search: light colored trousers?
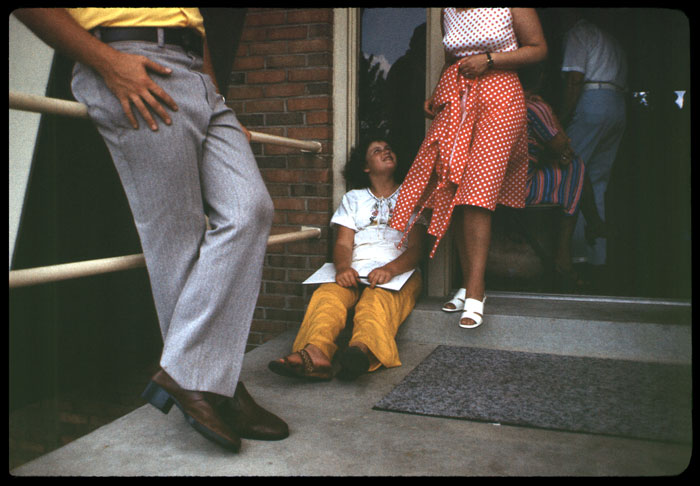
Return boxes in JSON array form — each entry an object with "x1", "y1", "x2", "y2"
[
  {"x1": 292, "y1": 272, "x2": 423, "y2": 371},
  {"x1": 567, "y1": 88, "x2": 626, "y2": 265},
  {"x1": 71, "y1": 41, "x2": 274, "y2": 397}
]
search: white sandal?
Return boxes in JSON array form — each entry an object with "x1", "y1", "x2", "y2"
[
  {"x1": 459, "y1": 297, "x2": 486, "y2": 329},
  {"x1": 442, "y1": 288, "x2": 467, "y2": 313}
]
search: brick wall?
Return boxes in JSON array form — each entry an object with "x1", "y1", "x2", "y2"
[{"x1": 226, "y1": 8, "x2": 335, "y2": 350}]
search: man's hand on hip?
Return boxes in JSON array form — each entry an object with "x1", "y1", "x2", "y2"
[{"x1": 99, "y1": 49, "x2": 179, "y2": 131}]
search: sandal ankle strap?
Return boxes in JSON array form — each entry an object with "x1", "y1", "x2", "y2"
[{"x1": 299, "y1": 348, "x2": 314, "y2": 375}]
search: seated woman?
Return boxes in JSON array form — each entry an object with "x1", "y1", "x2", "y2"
[
  {"x1": 269, "y1": 138, "x2": 427, "y2": 381},
  {"x1": 521, "y1": 63, "x2": 602, "y2": 291}
]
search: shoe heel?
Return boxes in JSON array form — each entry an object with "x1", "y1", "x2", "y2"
[{"x1": 141, "y1": 381, "x2": 174, "y2": 414}]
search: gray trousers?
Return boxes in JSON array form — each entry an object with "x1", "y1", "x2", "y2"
[
  {"x1": 71, "y1": 41, "x2": 274, "y2": 396},
  {"x1": 567, "y1": 88, "x2": 626, "y2": 266}
]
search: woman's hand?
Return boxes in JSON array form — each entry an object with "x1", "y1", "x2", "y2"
[
  {"x1": 335, "y1": 266, "x2": 360, "y2": 288},
  {"x1": 424, "y1": 96, "x2": 439, "y2": 119},
  {"x1": 558, "y1": 145, "x2": 576, "y2": 166},
  {"x1": 547, "y1": 132, "x2": 576, "y2": 166},
  {"x1": 367, "y1": 265, "x2": 395, "y2": 288},
  {"x1": 457, "y1": 54, "x2": 489, "y2": 79}
]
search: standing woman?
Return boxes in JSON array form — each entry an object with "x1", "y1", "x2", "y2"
[{"x1": 390, "y1": 8, "x2": 547, "y2": 328}]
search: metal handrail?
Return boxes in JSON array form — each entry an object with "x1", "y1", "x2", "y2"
[
  {"x1": 9, "y1": 91, "x2": 323, "y2": 153},
  {"x1": 9, "y1": 226, "x2": 321, "y2": 288}
]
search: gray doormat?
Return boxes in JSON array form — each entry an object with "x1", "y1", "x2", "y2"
[{"x1": 374, "y1": 346, "x2": 692, "y2": 443}]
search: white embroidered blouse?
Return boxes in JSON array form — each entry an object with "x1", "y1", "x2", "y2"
[{"x1": 331, "y1": 185, "x2": 425, "y2": 271}]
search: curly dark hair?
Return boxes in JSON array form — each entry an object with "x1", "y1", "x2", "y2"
[{"x1": 343, "y1": 134, "x2": 401, "y2": 190}]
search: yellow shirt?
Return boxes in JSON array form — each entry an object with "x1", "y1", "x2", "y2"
[{"x1": 67, "y1": 8, "x2": 205, "y2": 37}]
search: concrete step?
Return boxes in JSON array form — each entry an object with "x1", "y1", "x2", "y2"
[
  {"x1": 10, "y1": 294, "x2": 692, "y2": 476},
  {"x1": 399, "y1": 292, "x2": 691, "y2": 364}
]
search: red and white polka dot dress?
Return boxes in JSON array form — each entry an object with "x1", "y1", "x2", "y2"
[{"x1": 390, "y1": 8, "x2": 528, "y2": 258}]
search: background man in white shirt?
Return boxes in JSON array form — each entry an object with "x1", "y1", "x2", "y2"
[{"x1": 560, "y1": 9, "x2": 628, "y2": 271}]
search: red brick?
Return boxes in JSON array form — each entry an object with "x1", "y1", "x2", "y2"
[
  {"x1": 272, "y1": 212, "x2": 286, "y2": 225},
  {"x1": 265, "y1": 308, "x2": 305, "y2": 321},
  {"x1": 286, "y1": 212, "x2": 330, "y2": 226},
  {"x1": 266, "y1": 112, "x2": 304, "y2": 126},
  {"x1": 288, "y1": 38, "x2": 332, "y2": 53},
  {"x1": 226, "y1": 85, "x2": 264, "y2": 100},
  {"x1": 309, "y1": 24, "x2": 332, "y2": 39},
  {"x1": 262, "y1": 169, "x2": 304, "y2": 183},
  {"x1": 266, "y1": 254, "x2": 308, "y2": 268},
  {"x1": 272, "y1": 198, "x2": 306, "y2": 211},
  {"x1": 249, "y1": 41, "x2": 289, "y2": 56},
  {"x1": 264, "y1": 83, "x2": 306, "y2": 98},
  {"x1": 307, "y1": 52, "x2": 331, "y2": 67},
  {"x1": 288, "y1": 154, "x2": 331, "y2": 169},
  {"x1": 229, "y1": 8, "x2": 335, "y2": 353},
  {"x1": 287, "y1": 97, "x2": 330, "y2": 111},
  {"x1": 285, "y1": 239, "x2": 328, "y2": 255},
  {"x1": 287, "y1": 126, "x2": 332, "y2": 141},
  {"x1": 290, "y1": 183, "x2": 332, "y2": 197},
  {"x1": 251, "y1": 320, "x2": 288, "y2": 333},
  {"x1": 255, "y1": 294, "x2": 285, "y2": 308},
  {"x1": 240, "y1": 27, "x2": 268, "y2": 42},
  {"x1": 247, "y1": 70, "x2": 286, "y2": 84},
  {"x1": 286, "y1": 9, "x2": 333, "y2": 24},
  {"x1": 245, "y1": 99, "x2": 285, "y2": 113},
  {"x1": 266, "y1": 55, "x2": 307, "y2": 69},
  {"x1": 307, "y1": 198, "x2": 331, "y2": 211},
  {"x1": 307, "y1": 169, "x2": 331, "y2": 183},
  {"x1": 227, "y1": 100, "x2": 244, "y2": 113},
  {"x1": 268, "y1": 25, "x2": 308, "y2": 41},
  {"x1": 288, "y1": 67, "x2": 331, "y2": 82},
  {"x1": 309, "y1": 255, "x2": 328, "y2": 268},
  {"x1": 306, "y1": 111, "x2": 330, "y2": 125},
  {"x1": 265, "y1": 281, "x2": 304, "y2": 296},
  {"x1": 233, "y1": 56, "x2": 265, "y2": 71},
  {"x1": 266, "y1": 184, "x2": 291, "y2": 197},
  {"x1": 287, "y1": 268, "x2": 316, "y2": 282},
  {"x1": 246, "y1": 11, "x2": 287, "y2": 26},
  {"x1": 286, "y1": 295, "x2": 307, "y2": 309}
]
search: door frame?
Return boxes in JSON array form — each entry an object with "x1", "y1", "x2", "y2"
[{"x1": 332, "y1": 7, "x2": 451, "y2": 297}]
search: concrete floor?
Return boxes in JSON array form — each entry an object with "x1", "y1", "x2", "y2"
[{"x1": 10, "y1": 293, "x2": 693, "y2": 476}]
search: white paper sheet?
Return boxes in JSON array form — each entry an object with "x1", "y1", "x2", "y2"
[{"x1": 302, "y1": 262, "x2": 415, "y2": 291}]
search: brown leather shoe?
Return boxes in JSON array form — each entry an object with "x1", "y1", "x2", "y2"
[
  {"x1": 142, "y1": 369, "x2": 241, "y2": 451},
  {"x1": 217, "y1": 382, "x2": 289, "y2": 441}
]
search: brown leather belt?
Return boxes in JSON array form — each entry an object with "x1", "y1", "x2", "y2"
[{"x1": 92, "y1": 27, "x2": 203, "y2": 55}]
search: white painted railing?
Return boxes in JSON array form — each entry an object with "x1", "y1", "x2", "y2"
[
  {"x1": 9, "y1": 91, "x2": 323, "y2": 153},
  {"x1": 9, "y1": 92, "x2": 323, "y2": 288}
]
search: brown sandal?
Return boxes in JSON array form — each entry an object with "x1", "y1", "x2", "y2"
[{"x1": 268, "y1": 348, "x2": 333, "y2": 381}]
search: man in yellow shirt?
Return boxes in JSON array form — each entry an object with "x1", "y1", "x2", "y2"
[{"x1": 14, "y1": 8, "x2": 287, "y2": 452}]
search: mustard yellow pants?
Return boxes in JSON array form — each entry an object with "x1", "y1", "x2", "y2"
[{"x1": 292, "y1": 272, "x2": 422, "y2": 372}]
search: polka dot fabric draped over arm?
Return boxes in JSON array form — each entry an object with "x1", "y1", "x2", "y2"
[{"x1": 390, "y1": 67, "x2": 527, "y2": 258}]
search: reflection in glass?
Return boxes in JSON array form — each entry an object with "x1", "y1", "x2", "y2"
[{"x1": 359, "y1": 8, "x2": 426, "y2": 178}]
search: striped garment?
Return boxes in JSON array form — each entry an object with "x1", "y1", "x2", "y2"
[{"x1": 524, "y1": 95, "x2": 585, "y2": 215}]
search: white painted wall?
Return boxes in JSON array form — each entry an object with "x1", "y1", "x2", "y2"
[{"x1": 9, "y1": 14, "x2": 55, "y2": 268}]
